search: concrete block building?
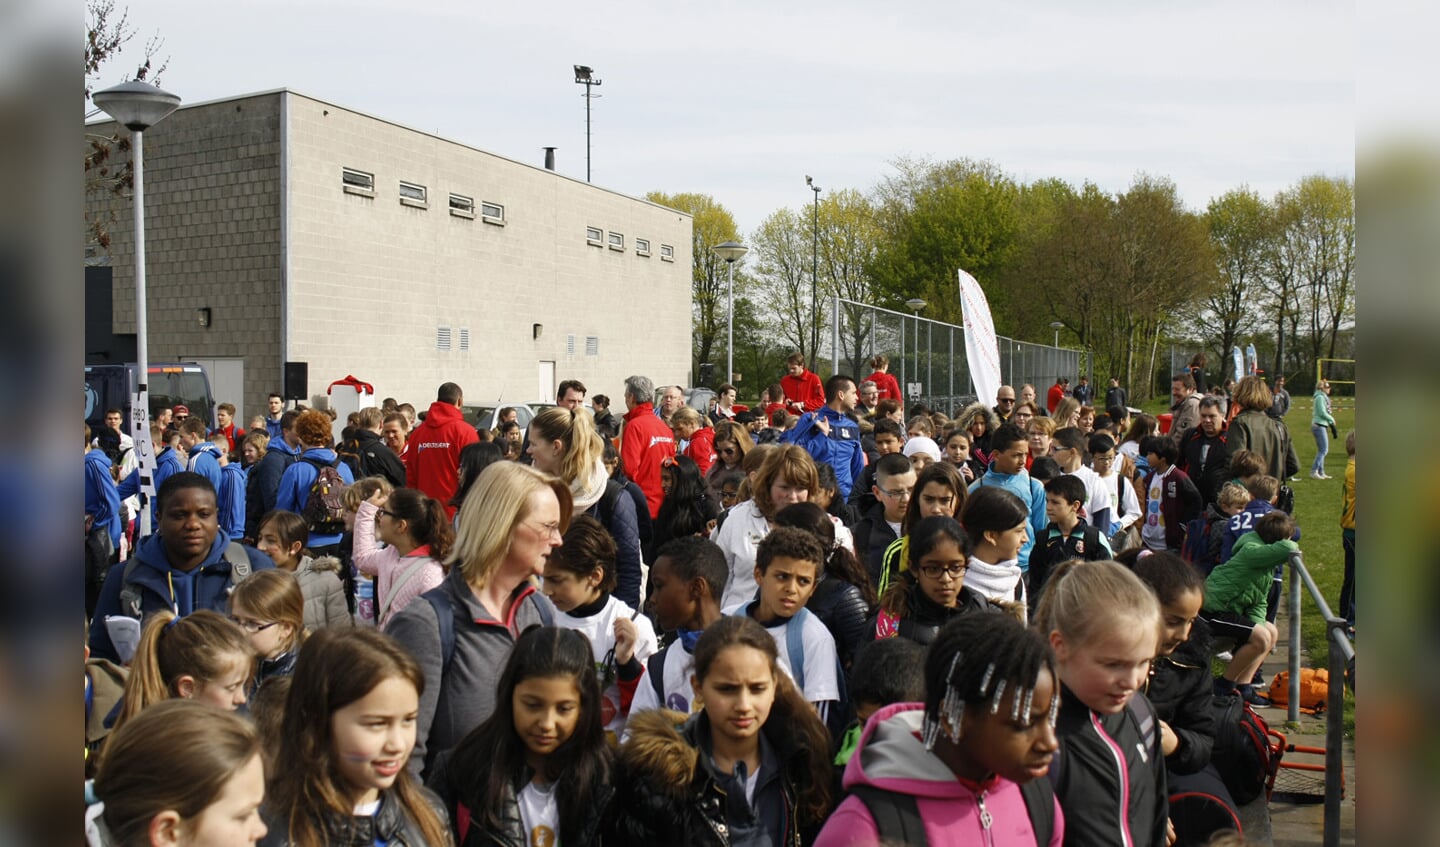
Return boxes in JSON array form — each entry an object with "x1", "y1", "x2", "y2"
[{"x1": 85, "y1": 89, "x2": 694, "y2": 420}]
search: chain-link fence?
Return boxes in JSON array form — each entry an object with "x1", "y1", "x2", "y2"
[{"x1": 828, "y1": 297, "x2": 1089, "y2": 416}]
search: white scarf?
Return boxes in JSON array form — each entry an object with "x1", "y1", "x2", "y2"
[
  {"x1": 966, "y1": 554, "x2": 1026, "y2": 606},
  {"x1": 570, "y1": 457, "x2": 610, "y2": 512}
]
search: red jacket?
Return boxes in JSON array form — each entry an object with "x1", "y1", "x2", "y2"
[
  {"x1": 683, "y1": 426, "x2": 718, "y2": 477},
  {"x1": 863, "y1": 370, "x2": 902, "y2": 404},
  {"x1": 781, "y1": 369, "x2": 826, "y2": 413},
  {"x1": 1047, "y1": 383, "x2": 1066, "y2": 413},
  {"x1": 622, "y1": 403, "x2": 675, "y2": 519},
  {"x1": 405, "y1": 401, "x2": 478, "y2": 518},
  {"x1": 210, "y1": 424, "x2": 245, "y2": 453}
]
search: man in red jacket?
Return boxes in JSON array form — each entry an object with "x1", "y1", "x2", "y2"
[
  {"x1": 405, "y1": 381, "x2": 478, "y2": 518},
  {"x1": 1046, "y1": 376, "x2": 1069, "y2": 414},
  {"x1": 621, "y1": 375, "x2": 675, "y2": 519},
  {"x1": 780, "y1": 351, "x2": 825, "y2": 413}
]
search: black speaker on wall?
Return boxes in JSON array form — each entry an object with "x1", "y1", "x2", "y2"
[{"x1": 283, "y1": 362, "x2": 308, "y2": 401}]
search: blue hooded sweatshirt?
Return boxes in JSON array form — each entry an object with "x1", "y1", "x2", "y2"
[
  {"x1": 967, "y1": 464, "x2": 1049, "y2": 570},
  {"x1": 185, "y1": 441, "x2": 224, "y2": 492},
  {"x1": 116, "y1": 446, "x2": 184, "y2": 501},
  {"x1": 87, "y1": 531, "x2": 274, "y2": 663},
  {"x1": 84, "y1": 450, "x2": 122, "y2": 548},
  {"x1": 782, "y1": 406, "x2": 867, "y2": 500},
  {"x1": 218, "y1": 463, "x2": 247, "y2": 540},
  {"x1": 275, "y1": 447, "x2": 356, "y2": 548}
]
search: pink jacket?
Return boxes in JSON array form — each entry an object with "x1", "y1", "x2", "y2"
[
  {"x1": 352, "y1": 501, "x2": 446, "y2": 629},
  {"x1": 815, "y1": 702, "x2": 1064, "y2": 847}
]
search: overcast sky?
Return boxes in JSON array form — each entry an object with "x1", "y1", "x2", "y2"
[{"x1": 96, "y1": 0, "x2": 1362, "y2": 234}]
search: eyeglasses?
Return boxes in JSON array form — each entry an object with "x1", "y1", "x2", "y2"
[
  {"x1": 375, "y1": 508, "x2": 397, "y2": 520},
  {"x1": 230, "y1": 617, "x2": 278, "y2": 634},
  {"x1": 718, "y1": 447, "x2": 738, "y2": 456},
  {"x1": 525, "y1": 520, "x2": 563, "y2": 539},
  {"x1": 917, "y1": 563, "x2": 967, "y2": 579},
  {"x1": 877, "y1": 486, "x2": 913, "y2": 500},
  {"x1": 997, "y1": 398, "x2": 1015, "y2": 404},
  {"x1": 1092, "y1": 454, "x2": 1116, "y2": 464}
]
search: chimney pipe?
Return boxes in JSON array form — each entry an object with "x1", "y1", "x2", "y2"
[{"x1": 543, "y1": 147, "x2": 556, "y2": 171}]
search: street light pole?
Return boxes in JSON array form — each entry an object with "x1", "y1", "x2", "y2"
[
  {"x1": 712, "y1": 241, "x2": 749, "y2": 389},
  {"x1": 906, "y1": 298, "x2": 927, "y2": 406},
  {"x1": 805, "y1": 175, "x2": 820, "y2": 371},
  {"x1": 573, "y1": 65, "x2": 602, "y2": 182},
  {"x1": 93, "y1": 80, "x2": 182, "y2": 538},
  {"x1": 1050, "y1": 320, "x2": 1064, "y2": 348}
]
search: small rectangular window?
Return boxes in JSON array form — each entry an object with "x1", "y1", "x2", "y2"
[
  {"x1": 635, "y1": 238, "x2": 651, "y2": 256},
  {"x1": 608, "y1": 231, "x2": 625, "y2": 252},
  {"x1": 660, "y1": 244, "x2": 675, "y2": 262},
  {"x1": 449, "y1": 193, "x2": 475, "y2": 219},
  {"x1": 436, "y1": 326, "x2": 452, "y2": 351},
  {"x1": 586, "y1": 226, "x2": 604, "y2": 246},
  {"x1": 481, "y1": 202, "x2": 505, "y2": 225},
  {"x1": 459, "y1": 328, "x2": 470, "y2": 351},
  {"x1": 342, "y1": 167, "x2": 375, "y2": 197},
  {"x1": 585, "y1": 335, "x2": 599, "y2": 356},
  {"x1": 566, "y1": 334, "x2": 576, "y2": 356},
  {"x1": 399, "y1": 181, "x2": 428, "y2": 208}
]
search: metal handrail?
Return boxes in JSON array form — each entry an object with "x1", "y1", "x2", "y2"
[{"x1": 1285, "y1": 550, "x2": 1353, "y2": 847}]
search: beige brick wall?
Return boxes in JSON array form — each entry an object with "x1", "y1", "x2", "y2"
[
  {"x1": 284, "y1": 92, "x2": 693, "y2": 408},
  {"x1": 88, "y1": 93, "x2": 285, "y2": 416},
  {"x1": 88, "y1": 89, "x2": 694, "y2": 417}
]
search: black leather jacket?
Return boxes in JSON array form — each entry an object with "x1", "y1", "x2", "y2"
[{"x1": 258, "y1": 788, "x2": 448, "y2": 846}]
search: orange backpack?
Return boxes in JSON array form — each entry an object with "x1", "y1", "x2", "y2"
[{"x1": 1268, "y1": 668, "x2": 1330, "y2": 714}]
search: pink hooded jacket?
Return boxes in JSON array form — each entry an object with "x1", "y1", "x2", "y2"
[{"x1": 814, "y1": 702, "x2": 1064, "y2": 847}]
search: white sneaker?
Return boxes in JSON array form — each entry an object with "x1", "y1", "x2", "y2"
[
  {"x1": 1216, "y1": 650, "x2": 1234, "y2": 662},
  {"x1": 1310, "y1": 471, "x2": 1325, "y2": 480}
]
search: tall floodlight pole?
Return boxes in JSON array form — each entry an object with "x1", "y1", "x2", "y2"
[
  {"x1": 713, "y1": 241, "x2": 749, "y2": 389},
  {"x1": 574, "y1": 65, "x2": 602, "y2": 182},
  {"x1": 805, "y1": 175, "x2": 821, "y2": 371},
  {"x1": 92, "y1": 80, "x2": 182, "y2": 537}
]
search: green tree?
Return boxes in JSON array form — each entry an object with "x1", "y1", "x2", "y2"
[
  {"x1": 868, "y1": 158, "x2": 1022, "y2": 329},
  {"x1": 750, "y1": 207, "x2": 813, "y2": 361},
  {"x1": 645, "y1": 191, "x2": 741, "y2": 377},
  {"x1": 1201, "y1": 187, "x2": 1274, "y2": 367}
]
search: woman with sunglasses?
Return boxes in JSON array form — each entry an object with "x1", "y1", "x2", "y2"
[
  {"x1": 872, "y1": 516, "x2": 994, "y2": 645},
  {"x1": 704, "y1": 419, "x2": 754, "y2": 504}
]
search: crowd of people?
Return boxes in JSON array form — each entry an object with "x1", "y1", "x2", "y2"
[{"x1": 80, "y1": 359, "x2": 1354, "y2": 846}]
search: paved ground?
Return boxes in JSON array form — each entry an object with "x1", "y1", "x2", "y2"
[{"x1": 1234, "y1": 605, "x2": 1356, "y2": 846}]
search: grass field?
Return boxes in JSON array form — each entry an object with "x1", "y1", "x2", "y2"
[{"x1": 1140, "y1": 392, "x2": 1356, "y2": 732}]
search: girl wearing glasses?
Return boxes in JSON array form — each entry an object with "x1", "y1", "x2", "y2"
[
  {"x1": 873, "y1": 516, "x2": 991, "y2": 645},
  {"x1": 229, "y1": 569, "x2": 306, "y2": 698},
  {"x1": 353, "y1": 487, "x2": 454, "y2": 630}
]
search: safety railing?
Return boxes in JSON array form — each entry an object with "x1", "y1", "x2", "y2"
[{"x1": 1285, "y1": 550, "x2": 1354, "y2": 847}]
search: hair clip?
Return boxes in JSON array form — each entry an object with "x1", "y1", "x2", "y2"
[{"x1": 990, "y1": 679, "x2": 1007, "y2": 714}]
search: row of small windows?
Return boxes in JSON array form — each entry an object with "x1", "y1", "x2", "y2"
[
  {"x1": 586, "y1": 226, "x2": 673, "y2": 261},
  {"x1": 436, "y1": 326, "x2": 470, "y2": 351},
  {"x1": 343, "y1": 168, "x2": 504, "y2": 224}
]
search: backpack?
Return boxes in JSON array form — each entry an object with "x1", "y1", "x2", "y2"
[
  {"x1": 300, "y1": 457, "x2": 348, "y2": 535},
  {"x1": 848, "y1": 776, "x2": 1055, "y2": 847},
  {"x1": 1180, "y1": 511, "x2": 1225, "y2": 570},
  {"x1": 335, "y1": 436, "x2": 364, "y2": 480},
  {"x1": 1267, "y1": 668, "x2": 1329, "y2": 714},
  {"x1": 116, "y1": 541, "x2": 254, "y2": 620},
  {"x1": 777, "y1": 606, "x2": 852, "y2": 742},
  {"x1": 1209, "y1": 691, "x2": 1282, "y2": 805},
  {"x1": 423, "y1": 583, "x2": 554, "y2": 676}
]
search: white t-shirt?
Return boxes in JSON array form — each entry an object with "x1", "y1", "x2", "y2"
[
  {"x1": 722, "y1": 604, "x2": 840, "y2": 706},
  {"x1": 1067, "y1": 464, "x2": 1112, "y2": 527},
  {"x1": 714, "y1": 501, "x2": 772, "y2": 610},
  {"x1": 1143, "y1": 465, "x2": 1174, "y2": 551},
  {"x1": 553, "y1": 595, "x2": 659, "y2": 739},
  {"x1": 517, "y1": 781, "x2": 560, "y2": 847},
  {"x1": 1099, "y1": 469, "x2": 1142, "y2": 532},
  {"x1": 623, "y1": 640, "x2": 697, "y2": 742}
]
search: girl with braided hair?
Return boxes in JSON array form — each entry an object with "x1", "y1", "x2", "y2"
[{"x1": 815, "y1": 612, "x2": 1063, "y2": 846}]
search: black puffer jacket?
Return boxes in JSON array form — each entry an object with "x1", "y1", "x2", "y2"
[
  {"x1": 1145, "y1": 616, "x2": 1217, "y2": 775},
  {"x1": 806, "y1": 572, "x2": 872, "y2": 672},
  {"x1": 427, "y1": 753, "x2": 613, "y2": 847},
  {"x1": 610, "y1": 710, "x2": 806, "y2": 847},
  {"x1": 258, "y1": 788, "x2": 448, "y2": 846},
  {"x1": 871, "y1": 578, "x2": 997, "y2": 646}
]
